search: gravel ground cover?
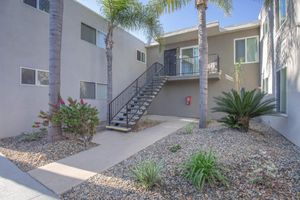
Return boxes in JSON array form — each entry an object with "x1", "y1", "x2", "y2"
[
  {"x1": 0, "y1": 132, "x2": 98, "y2": 172},
  {"x1": 62, "y1": 121, "x2": 300, "y2": 199}
]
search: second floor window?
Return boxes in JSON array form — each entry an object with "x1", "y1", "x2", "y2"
[
  {"x1": 137, "y1": 50, "x2": 146, "y2": 63},
  {"x1": 234, "y1": 36, "x2": 259, "y2": 64},
  {"x1": 81, "y1": 23, "x2": 106, "y2": 48},
  {"x1": 23, "y1": 0, "x2": 49, "y2": 13}
]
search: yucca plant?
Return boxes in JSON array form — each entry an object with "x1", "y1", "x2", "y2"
[
  {"x1": 182, "y1": 151, "x2": 227, "y2": 191},
  {"x1": 131, "y1": 160, "x2": 162, "y2": 189},
  {"x1": 212, "y1": 88, "x2": 276, "y2": 132}
]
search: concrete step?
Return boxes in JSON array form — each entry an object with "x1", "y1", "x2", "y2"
[{"x1": 106, "y1": 125, "x2": 131, "y2": 132}]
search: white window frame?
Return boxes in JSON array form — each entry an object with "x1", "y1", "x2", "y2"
[
  {"x1": 81, "y1": 22, "x2": 106, "y2": 49},
  {"x1": 22, "y1": 0, "x2": 49, "y2": 14},
  {"x1": 136, "y1": 50, "x2": 146, "y2": 64},
  {"x1": 276, "y1": 66, "x2": 288, "y2": 115},
  {"x1": 179, "y1": 45, "x2": 198, "y2": 75},
  {"x1": 234, "y1": 36, "x2": 259, "y2": 65},
  {"x1": 80, "y1": 81, "x2": 107, "y2": 100},
  {"x1": 20, "y1": 67, "x2": 49, "y2": 87}
]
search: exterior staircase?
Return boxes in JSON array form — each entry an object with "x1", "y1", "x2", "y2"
[{"x1": 106, "y1": 62, "x2": 166, "y2": 132}]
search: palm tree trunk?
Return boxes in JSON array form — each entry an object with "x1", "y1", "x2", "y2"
[
  {"x1": 48, "y1": 0, "x2": 63, "y2": 142},
  {"x1": 197, "y1": 0, "x2": 208, "y2": 128},
  {"x1": 106, "y1": 24, "x2": 114, "y2": 124}
]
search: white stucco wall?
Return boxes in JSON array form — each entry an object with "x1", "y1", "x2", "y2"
[
  {"x1": 260, "y1": 0, "x2": 300, "y2": 147},
  {"x1": 0, "y1": 0, "x2": 146, "y2": 138}
]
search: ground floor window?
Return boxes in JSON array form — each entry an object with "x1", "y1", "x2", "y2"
[
  {"x1": 262, "y1": 77, "x2": 269, "y2": 94},
  {"x1": 276, "y1": 67, "x2": 287, "y2": 113},
  {"x1": 21, "y1": 67, "x2": 49, "y2": 86},
  {"x1": 80, "y1": 81, "x2": 107, "y2": 100}
]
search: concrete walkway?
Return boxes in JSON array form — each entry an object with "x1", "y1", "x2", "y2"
[
  {"x1": 0, "y1": 153, "x2": 58, "y2": 200},
  {"x1": 28, "y1": 115, "x2": 194, "y2": 195}
]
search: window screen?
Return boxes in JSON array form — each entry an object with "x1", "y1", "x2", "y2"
[
  {"x1": 81, "y1": 23, "x2": 96, "y2": 45},
  {"x1": 24, "y1": 0, "x2": 37, "y2": 8},
  {"x1": 21, "y1": 68, "x2": 36, "y2": 85},
  {"x1": 80, "y1": 81, "x2": 96, "y2": 99}
]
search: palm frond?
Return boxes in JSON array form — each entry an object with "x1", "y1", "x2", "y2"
[{"x1": 209, "y1": 0, "x2": 233, "y2": 16}]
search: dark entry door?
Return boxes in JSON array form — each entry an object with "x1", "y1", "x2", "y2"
[{"x1": 164, "y1": 49, "x2": 177, "y2": 76}]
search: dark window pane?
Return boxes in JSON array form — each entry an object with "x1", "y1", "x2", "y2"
[
  {"x1": 37, "y1": 71, "x2": 49, "y2": 85},
  {"x1": 235, "y1": 39, "x2": 245, "y2": 63},
  {"x1": 81, "y1": 23, "x2": 96, "y2": 45},
  {"x1": 137, "y1": 51, "x2": 141, "y2": 61},
  {"x1": 24, "y1": 0, "x2": 37, "y2": 8},
  {"x1": 39, "y1": 0, "x2": 49, "y2": 13},
  {"x1": 80, "y1": 82, "x2": 95, "y2": 99},
  {"x1": 21, "y1": 68, "x2": 36, "y2": 85},
  {"x1": 276, "y1": 71, "x2": 281, "y2": 112}
]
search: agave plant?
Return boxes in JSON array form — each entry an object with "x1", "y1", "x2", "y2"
[{"x1": 212, "y1": 88, "x2": 276, "y2": 132}]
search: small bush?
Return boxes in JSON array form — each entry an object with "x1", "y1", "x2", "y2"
[
  {"x1": 182, "y1": 151, "x2": 228, "y2": 191},
  {"x1": 212, "y1": 88, "x2": 276, "y2": 132},
  {"x1": 131, "y1": 160, "x2": 162, "y2": 189},
  {"x1": 169, "y1": 144, "x2": 181, "y2": 153},
  {"x1": 19, "y1": 129, "x2": 46, "y2": 142},
  {"x1": 36, "y1": 97, "x2": 100, "y2": 146},
  {"x1": 184, "y1": 123, "x2": 195, "y2": 134}
]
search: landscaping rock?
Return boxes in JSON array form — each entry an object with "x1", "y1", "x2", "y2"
[
  {"x1": 0, "y1": 134, "x2": 97, "y2": 172},
  {"x1": 62, "y1": 121, "x2": 300, "y2": 199}
]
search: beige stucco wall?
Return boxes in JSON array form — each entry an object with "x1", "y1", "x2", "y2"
[
  {"x1": 260, "y1": 0, "x2": 300, "y2": 147},
  {"x1": 0, "y1": 0, "x2": 146, "y2": 138},
  {"x1": 147, "y1": 27, "x2": 260, "y2": 119}
]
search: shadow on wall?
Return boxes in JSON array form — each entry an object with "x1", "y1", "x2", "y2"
[{"x1": 276, "y1": 0, "x2": 300, "y2": 92}]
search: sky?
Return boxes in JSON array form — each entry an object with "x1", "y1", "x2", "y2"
[{"x1": 76, "y1": 0, "x2": 263, "y2": 42}]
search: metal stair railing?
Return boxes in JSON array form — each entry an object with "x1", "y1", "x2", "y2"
[{"x1": 108, "y1": 62, "x2": 165, "y2": 126}]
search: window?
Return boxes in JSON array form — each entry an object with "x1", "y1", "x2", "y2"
[
  {"x1": 80, "y1": 81, "x2": 107, "y2": 100},
  {"x1": 279, "y1": 0, "x2": 287, "y2": 25},
  {"x1": 263, "y1": 77, "x2": 269, "y2": 93},
  {"x1": 96, "y1": 84, "x2": 107, "y2": 99},
  {"x1": 21, "y1": 68, "x2": 36, "y2": 85},
  {"x1": 234, "y1": 36, "x2": 259, "y2": 64},
  {"x1": 180, "y1": 46, "x2": 199, "y2": 75},
  {"x1": 263, "y1": 16, "x2": 269, "y2": 35},
  {"x1": 23, "y1": 0, "x2": 49, "y2": 13},
  {"x1": 276, "y1": 67, "x2": 287, "y2": 113},
  {"x1": 81, "y1": 23, "x2": 96, "y2": 45},
  {"x1": 37, "y1": 70, "x2": 49, "y2": 85},
  {"x1": 20, "y1": 67, "x2": 49, "y2": 86},
  {"x1": 137, "y1": 50, "x2": 146, "y2": 63},
  {"x1": 97, "y1": 31, "x2": 106, "y2": 48}
]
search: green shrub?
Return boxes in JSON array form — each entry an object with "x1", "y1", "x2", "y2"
[
  {"x1": 19, "y1": 129, "x2": 46, "y2": 142},
  {"x1": 131, "y1": 160, "x2": 162, "y2": 189},
  {"x1": 182, "y1": 151, "x2": 227, "y2": 191},
  {"x1": 169, "y1": 144, "x2": 181, "y2": 153},
  {"x1": 184, "y1": 123, "x2": 195, "y2": 134},
  {"x1": 212, "y1": 88, "x2": 276, "y2": 132},
  {"x1": 36, "y1": 97, "x2": 100, "y2": 146}
]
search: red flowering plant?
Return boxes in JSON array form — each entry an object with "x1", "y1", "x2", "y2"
[{"x1": 34, "y1": 97, "x2": 100, "y2": 146}]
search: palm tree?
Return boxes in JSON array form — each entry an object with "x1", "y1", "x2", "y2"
[
  {"x1": 48, "y1": 0, "x2": 64, "y2": 142},
  {"x1": 153, "y1": 0, "x2": 232, "y2": 128},
  {"x1": 97, "y1": 0, "x2": 162, "y2": 123}
]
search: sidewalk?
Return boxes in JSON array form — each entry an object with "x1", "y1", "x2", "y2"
[
  {"x1": 0, "y1": 153, "x2": 58, "y2": 200},
  {"x1": 28, "y1": 115, "x2": 195, "y2": 195}
]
